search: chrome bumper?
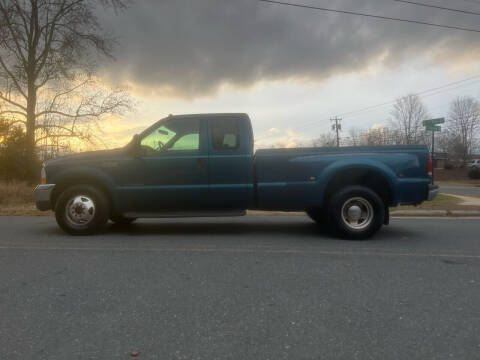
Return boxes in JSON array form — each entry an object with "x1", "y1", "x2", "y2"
[
  {"x1": 34, "y1": 184, "x2": 55, "y2": 211},
  {"x1": 428, "y1": 184, "x2": 439, "y2": 201}
]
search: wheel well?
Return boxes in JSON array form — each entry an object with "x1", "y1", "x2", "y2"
[
  {"x1": 51, "y1": 176, "x2": 113, "y2": 210},
  {"x1": 324, "y1": 168, "x2": 392, "y2": 206}
]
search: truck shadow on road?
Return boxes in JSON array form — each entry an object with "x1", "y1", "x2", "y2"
[
  {"x1": 107, "y1": 220, "x2": 326, "y2": 237},
  {"x1": 39, "y1": 216, "x2": 419, "y2": 245},
  {"x1": 99, "y1": 218, "x2": 418, "y2": 245}
]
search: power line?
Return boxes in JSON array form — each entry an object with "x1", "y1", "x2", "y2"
[
  {"x1": 414, "y1": 0, "x2": 480, "y2": 8},
  {"x1": 393, "y1": 0, "x2": 480, "y2": 16},
  {"x1": 254, "y1": 75, "x2": 480, "y2": 143},
  {"x1": 340, "y1": 77, "x2": 480, "y2": 120},
  {"x1": 258, "y1": 0, "x2": 480, "y2": 33}
]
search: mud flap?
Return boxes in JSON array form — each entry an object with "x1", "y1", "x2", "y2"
[{"x1": 384, "y1": 206, "x2": 390, "y2": 225}]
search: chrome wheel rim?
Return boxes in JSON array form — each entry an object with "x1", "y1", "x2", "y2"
[
  {"x1": 341, "y1": 197, "x2": 373, "y2": 230},
  {"x1": 65, "y1": 195, "x2": 96, "y2": 226}
]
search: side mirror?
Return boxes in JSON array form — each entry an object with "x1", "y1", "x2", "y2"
[{"x1": 129, "y1": 134, "x2": 142, "y2": 158}]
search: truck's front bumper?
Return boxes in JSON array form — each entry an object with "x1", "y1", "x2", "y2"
[
  {"x1": 34, "y1": 184, "x2": 55, "y2": 211},
  {"x1": 428, "y1": 184, "x2": 439, "y2": 201}
]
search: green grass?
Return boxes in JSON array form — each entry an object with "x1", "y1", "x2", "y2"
[{"x1": 394, "y1": 193, "x2": 476, "y2": 211}]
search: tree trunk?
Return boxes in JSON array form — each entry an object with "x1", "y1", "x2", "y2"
[
  {"x1": 25, "y1": 79, "x2": 37, "y2": 183},
  {"x1": 23, "y1": 0, "x2": 39, "y2": 183}
]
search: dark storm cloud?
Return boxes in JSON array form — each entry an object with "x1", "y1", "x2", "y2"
[{"x1": 98, "y1": 0, "x2": 480, "y2": 96}]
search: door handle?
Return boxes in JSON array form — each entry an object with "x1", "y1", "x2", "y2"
[{"x1": 197, "y1": 158, "x2": 207, "y2": 169}]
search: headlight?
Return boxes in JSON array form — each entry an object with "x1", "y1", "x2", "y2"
[{"x1": 41, "y1": 167, "x2": 46, "y2": 184}]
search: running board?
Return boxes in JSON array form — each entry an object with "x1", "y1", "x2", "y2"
[{"x1": 123, "y1": 210, "x2": 246, "y2": 218}]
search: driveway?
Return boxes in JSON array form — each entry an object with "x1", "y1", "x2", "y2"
[{"x1": 439, "y1": 184, "x2": 480, "y2": 197}]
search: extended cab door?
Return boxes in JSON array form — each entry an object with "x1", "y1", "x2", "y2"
[
  {"x1": 129, "y1": 116, "x2": 209, "y2": 212},
  {"x1": 207, "y1": 115, "x2": 254, "y2": 210}
]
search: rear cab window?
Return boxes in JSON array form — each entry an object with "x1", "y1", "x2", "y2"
[{"x1": 211, "y1": 118, "x2": 239, "y2": 150}]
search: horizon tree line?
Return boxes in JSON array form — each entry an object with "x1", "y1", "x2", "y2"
[{"x1": 310, "y1": 94, "x2": 480, "y2": 162}]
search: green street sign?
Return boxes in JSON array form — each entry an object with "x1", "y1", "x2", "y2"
[
  {"x1": 425, "y1": 125, "x2": 441, "y2": 132},
  {"x1": 423, "y1": 118, "x2": 445, "y2": 126}
]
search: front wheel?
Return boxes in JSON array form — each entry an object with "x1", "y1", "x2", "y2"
[
  {"x1": 327, "y1": 186, "x2": 385, "y2": 240},
  {"x1": 55, "y1": 185, "x2": 110, "y2": 235}
]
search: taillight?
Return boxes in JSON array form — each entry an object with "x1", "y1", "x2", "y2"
[
  {"x1": 427, "y1": 155, "x2": 432, "y2": 177},
  {"x1": 41, "y1": 166, "x2": 47, "y2": 184}
]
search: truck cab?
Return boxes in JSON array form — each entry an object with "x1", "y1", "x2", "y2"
[{"x1": 116, "y1": 113, "x2": 255, "y2": 214}]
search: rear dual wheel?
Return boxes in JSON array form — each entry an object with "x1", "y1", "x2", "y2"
[{"x1": 308, "y1": 185, "x2": 385, "y2": 240}]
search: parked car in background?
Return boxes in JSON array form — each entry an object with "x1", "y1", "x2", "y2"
[
  {"x1": 34, "y1": 113, "x2": 437, "y2": 240},
  {"x1": 467, "y1": 159, "x2": 480, "y2": 169}
]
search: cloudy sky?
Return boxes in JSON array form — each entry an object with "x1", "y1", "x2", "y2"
[{"x1": 95, "y1": 0, "x2": 480, "y2": 148}]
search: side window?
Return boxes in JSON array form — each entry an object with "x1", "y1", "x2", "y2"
[
  {"x1": 140, "y1": 125, "x2": 176, "y2": 154},
  {"x1": 140, "y1": 118, "x2": 200, "y2": 156},
  {"x1": 170, "y1": 133, "x2": 200, "y2": 151},
  {"x1": 211, "y1": 118, "x2": 239, "y2": 150}
]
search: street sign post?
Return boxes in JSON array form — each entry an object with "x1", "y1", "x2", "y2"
[
  {"x1": 423, "y1": 118, "x2": 445, "y2": 127},
  {"x1": 425, "y1": 125, "x2": 441, "y2": 132},
  {"x1": 423, "y1": 118, "x2": 444, "y2": 185}
]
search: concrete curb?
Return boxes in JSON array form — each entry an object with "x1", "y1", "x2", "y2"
[
  {"x1": 248, "y1": 210, "x2": 480, "y2": 217},
  {"x1": 391, "y1": 210, "x2": 448, "y2": 216},
  {"x1": 391, "y1": 210, "x2": 480, "y2": 217}
]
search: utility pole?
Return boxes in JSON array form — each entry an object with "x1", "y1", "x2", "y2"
[
  {"x1": 431, "y1": 129, "x2": 435, "y2": 184},
  {"x1": 331, "y1": 117, "x2": 342, "y2": 147}
]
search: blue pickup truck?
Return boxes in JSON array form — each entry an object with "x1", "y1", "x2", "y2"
[{"x1": 35, "y1": 113, "x2": 438, "y2": 239}]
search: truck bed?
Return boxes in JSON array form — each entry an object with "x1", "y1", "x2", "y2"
[{"x1": 254, "y1": 145, "x2": 431, "y2": 210}]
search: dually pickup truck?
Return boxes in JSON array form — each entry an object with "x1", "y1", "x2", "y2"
[{"x1": 35, "y1": 113, "x2": 438, "y2": 239}]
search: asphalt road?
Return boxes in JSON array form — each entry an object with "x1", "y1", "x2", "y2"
[
  {"x1": 1, "y1": 215, "x2": 479, "y2": 360},
  {"x1": 439, "y1": 184, "x2": 480, "y2": 197}
]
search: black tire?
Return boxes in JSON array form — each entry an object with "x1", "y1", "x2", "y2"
[
  {"x1": 110, "y1": 214, "x2": 137, "y2": 225},
  {"x1": 306, "y1": 208, "x2": 328, "y2": 226},
  {"x1": 54, "y1": 184, "x2": 110, "y2": 235},
  {"x1": 327, "y1": 185, "x2": 385, "y2": 240}
]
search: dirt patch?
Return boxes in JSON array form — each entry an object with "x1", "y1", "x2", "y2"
[
  {"x1": 0, "y1": 182, "x2": 35, "y2": 205},
  {"x1": 0, "y1": 204, "x2": 51, "y2": 216},
  {"x1": 0, "y1": 182, "x2": 50, "y2": 216}
]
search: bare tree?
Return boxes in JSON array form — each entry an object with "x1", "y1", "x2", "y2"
[
  {"x1": 0, "y1": 115, "x2": 9, "y2": 145},
  {"x1": 447, "y1": 97, "x2": 480, "y2": 162},
  {"x1": 364, "y1": 126, "x2": 397, "y2": 146},
  {"x1": 345, "y1": 126, "x2": 406, "y2": 146},
  {"x1": 390, "y1": 94, "x2": 429, "y2": 145},
  {"x1": 0, "y1": 0, "x2": 131, "y2": 179},
  {"x1": 347, "y1": 127, "x2": 365, "y2": 146},
  {"x1": 312, "y1": 133, "x2": 337, "y2": 147}
]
